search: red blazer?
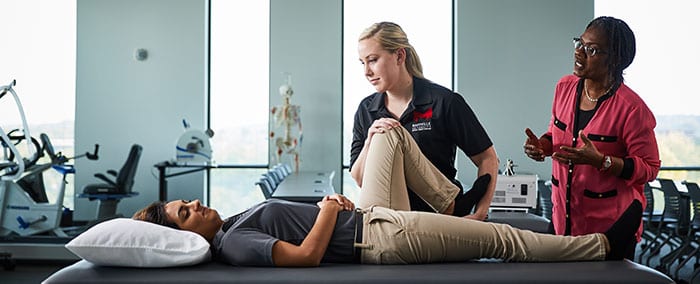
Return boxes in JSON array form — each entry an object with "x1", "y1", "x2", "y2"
[{"x1": 545, "y1": 75, "x2": 660, "y2": 240}]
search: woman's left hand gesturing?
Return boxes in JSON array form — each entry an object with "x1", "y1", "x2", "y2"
[{"x1": 552, "y1": 130, "x2": 604, "y2": 167}]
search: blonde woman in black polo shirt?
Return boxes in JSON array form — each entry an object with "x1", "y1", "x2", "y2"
[{"x1": 350, "y1": 22, "x2": 499, "y2": 220}]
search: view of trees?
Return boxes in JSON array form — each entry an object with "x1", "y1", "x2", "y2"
[{"x1": 656, "y1": 115, "x2": 700, "y2": 182}]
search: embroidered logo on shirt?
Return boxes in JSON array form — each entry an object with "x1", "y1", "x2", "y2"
[
  {"x1": 412, "y1": 108, "x2": 433, "y2": 132},
  {"x1": 412, "y1": 121, "x2": 432, "y2": 132},
  {"x1": 413, "y1": 108, "x2": 433, "y2": 122}
]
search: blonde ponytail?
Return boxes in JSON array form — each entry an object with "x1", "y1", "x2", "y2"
[{"x1": 359, "y1": 22, "x2": 424, "y2": 79}]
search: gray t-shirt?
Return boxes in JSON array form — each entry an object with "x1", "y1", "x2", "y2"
[{"x1": 211, "y1": 199, "x2": 357, "y2": 266}]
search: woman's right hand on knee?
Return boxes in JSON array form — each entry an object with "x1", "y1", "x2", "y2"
[{"x1": 368, "y1": 118, "x2": 401, "y2": 138}]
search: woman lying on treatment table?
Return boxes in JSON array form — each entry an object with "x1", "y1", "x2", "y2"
[{"x1": 134, "y1": 127, "x2": 641, "y2": 266}]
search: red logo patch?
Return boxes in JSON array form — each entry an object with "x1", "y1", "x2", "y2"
[{"x1": 413, "y1": 108, "x2": 433, "y2": 122}]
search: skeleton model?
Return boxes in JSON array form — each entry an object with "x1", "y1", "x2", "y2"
[
  {"x1": 270, "y1": 74, "x2": 302, "y2": 172},
  {"x1": 503, "y1": 159, "x2": 517, "y2": 176}
]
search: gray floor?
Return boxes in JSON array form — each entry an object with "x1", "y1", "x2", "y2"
[{"x1": 2, "y1": 242, "x2": 699, "y2": 284}]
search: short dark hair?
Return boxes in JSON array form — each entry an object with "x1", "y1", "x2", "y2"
[
  {"x1": 586, "y1": 16, "x2": 636, "y2": 86},
  {"x1": 132, "y1": 201, "x2": 180, "y2": 229}
]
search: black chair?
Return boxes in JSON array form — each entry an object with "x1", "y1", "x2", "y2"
[
  {"x1": 671, "y1": 181, "x2": 700, "y2": 281},
  {"x1": 79, "y1": 144, "x2": 142, "y2": 220},
  {"x1": 642, "y1": 178, "x2": 690, "y2": 269},
  {"x1": 256, "y1": 178, "x2": 274, "y2": 199},
  {"x1": 639, "y1": 180, "x2": 675, "y2": 264},
  {"x1": 692, "y1": 268, "x2": 700, "y2": 284},
  {"x1": 269, "y1": 169, "x2": 284, "y2": 184},
  {"x1": 639, "y1": 182, "x2": 664, "y2": 261},
  {"x1": 274, "y1": 163, "x2": 291, "y2": 177},
  {"x1": 263, "y1": 172, "x2": 280, "y2": 188},
  {"x1": 280, "y1": 163, "x2": 293, "y2": 175}
]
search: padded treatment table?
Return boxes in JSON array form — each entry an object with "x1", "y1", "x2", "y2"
[
  {"x1": 43, "y1": 258, "x2": 673, "y2": 284},
  {"x1": 43, "y1": 211, "x2": 672, "y2": 283},
  {"x1": 487, "y1": 211, "x2": 551, "y2": 233}
]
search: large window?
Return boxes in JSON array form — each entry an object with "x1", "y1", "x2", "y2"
[
  {"x1": 0, "y1": 1, "x2": 76, "y2": 209},
  {"x1": 595, "y1": 0, "x2": 700, "y2": 182},
  {"x1": 209, "y1": 0, "x2": 270, "y2": 217},
  {"x1": 342, "y1": 0, "x2": 452, "y2": 199}
]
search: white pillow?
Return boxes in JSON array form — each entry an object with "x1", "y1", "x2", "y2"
[{"x1": 66, "y1": 218, "x2": 211, "y2": 267}]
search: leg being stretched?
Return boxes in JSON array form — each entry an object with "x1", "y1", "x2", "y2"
[
  {"x1": 359, "y1": 127, "x2": 460, "y2": 213},
  {"x1": 362, "y1": 207, "x2": 605, "y2": 264},
  {"x1": 362, "y1": 200, "x2": 642, "y2": 264},
  {"x1": 358, "y1": 127, "x2": 411, "y2": 210}
]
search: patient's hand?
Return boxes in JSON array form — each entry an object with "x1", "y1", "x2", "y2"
[{"x1": 317, "y1": 194, "x2": 355, "y2": 212}]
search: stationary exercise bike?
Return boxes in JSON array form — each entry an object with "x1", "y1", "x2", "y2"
[
  {"x1": 0, "y1": 80, "x2": 99, "y2": 237},
  {"x1": 0, "y1": 134, "x2": 98, "y2": 237}
]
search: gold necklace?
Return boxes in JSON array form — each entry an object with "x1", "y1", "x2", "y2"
[{"x1": 584, "y1": 81, "x2": 614, "y2": 103}]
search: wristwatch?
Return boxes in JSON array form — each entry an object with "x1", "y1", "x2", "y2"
[{"x1": 600, "y1": 155, "x2": 612, "y2": 171}]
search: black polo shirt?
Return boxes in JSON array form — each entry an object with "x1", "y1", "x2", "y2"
[{"x1": 350, "y1": 77, "x2": 492, "y2": 212}]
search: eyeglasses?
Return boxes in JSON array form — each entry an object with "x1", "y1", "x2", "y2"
[{"x1": 573, "y1": 37, "x2": 607, "y2": 57}]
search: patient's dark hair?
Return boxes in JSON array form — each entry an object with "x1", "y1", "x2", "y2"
[{"x1": 132, "y1": 201, "x2": 180, "y2": 229}]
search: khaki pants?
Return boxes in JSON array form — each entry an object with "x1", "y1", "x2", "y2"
[
  {"x1": 358, "y1": 126, "x2": 459, "y2": 213},
  {"x1": 357, "y1": 127, "x2": 606, "y2": 264}
]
